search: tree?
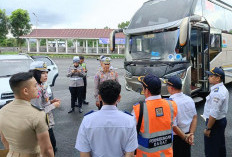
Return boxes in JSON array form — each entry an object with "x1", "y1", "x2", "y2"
[
  {"x1": 104, "y1": 26, "x2": 110, "y2": 29},
  {"x1": 40, "y1": 39, "x2": 46, "y2": 46},
  {"x1": 0, "y1": 38, "x2": 17, "y2": 47},
  {"x1": 9, "y1": 9, "x2": 31, "y2": 49},
  {"x1": 0, "y1": 9, "x2": 9, "y2": 45},
  {"x1": 229, "y1": 29, "x2": 232, "y2": 34},
  {"x1": 118, "y1": 21, "x2": 130, "y2": 29}
]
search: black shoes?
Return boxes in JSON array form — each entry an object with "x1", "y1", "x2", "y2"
[
  {"x1": 68, "y1": 107, "x2": 83, "y2": 113},
  {"x1": 68, "y1": 108, "x2": 75, "y2": 113},
  {"x1": 83, "y1": 100, "x2": 89, "y2": 105}
]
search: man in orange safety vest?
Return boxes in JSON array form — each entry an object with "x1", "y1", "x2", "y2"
[{"x1": 132, "y1": 74, "x2": 177, "y2": 157}]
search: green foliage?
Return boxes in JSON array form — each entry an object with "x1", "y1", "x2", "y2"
[
  {"x1": 68, "y1": 40, "x2": 73, "y2": 47},
  {"x1": 229, "y1": 29, "x2": 232, "y2": 34},
  {"x1": 118, "y1": 21, "x2": 130, "y2": 29},
  {"x1": 26, "y1": 53, "x2": 125, "y2": 59},
  {"x1": 104, "y1": 26, "x2": 110, "y2": 29},
  {"x1": 9, "y1": 9, "x2": 31, "y2": 47},
  {"x1": 0, "y1": 38, "x2": 17, "y2": 47},
  {"x1": 0, "y1": 51, "x2": 18, "y2": 55},
  {"x1": 0, "y1": 9, "x2": 9, "y2": 40},
  {"x1": 40, "y1": 39, "x2": 46, "y2": 46}
]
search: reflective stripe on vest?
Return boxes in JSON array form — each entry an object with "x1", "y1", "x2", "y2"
[{"x1": 138, "y1": 100, "x2": 174, "y2": 153}]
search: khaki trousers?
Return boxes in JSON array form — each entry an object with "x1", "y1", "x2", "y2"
[
  {"x1": 7, "y1": 150, "x2": 41, "y2": 157},
  {"x1": 0, "y1": 149, "x2": 9, "y2": 157}
]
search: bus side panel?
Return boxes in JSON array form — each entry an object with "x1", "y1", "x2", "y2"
[{"x1": 210, "y1": 33, "x2": 232, "y2": 83}]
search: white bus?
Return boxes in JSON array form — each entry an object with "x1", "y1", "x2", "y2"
[{"x1": 110, "y1": 0, "x2": 232, "y2": 96}]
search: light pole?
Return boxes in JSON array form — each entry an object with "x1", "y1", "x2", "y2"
[
  {"x1": 32, "y1": 12, "x2": 38, "y2": 37},
  {"x1": 33, "y1": 12, "x2": 39, "y2": 52}
]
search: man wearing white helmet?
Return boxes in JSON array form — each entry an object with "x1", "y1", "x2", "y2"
[
  {"x1": 94, "y1": 57, "x2": 118, "y2": 110},
  {"x1": 29, "y1": 61, "x2": 60, "y2": 154},
  {"x1": 67, "y1": 56, "x2": 86, "y2": 113},
  {"x1": 97, "y1": 55, "x2": 114, "y2": 70}
]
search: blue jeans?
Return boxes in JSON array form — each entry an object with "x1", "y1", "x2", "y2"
[{"x1": 204, "y1": 117, "x2": 227, "y2": 157}]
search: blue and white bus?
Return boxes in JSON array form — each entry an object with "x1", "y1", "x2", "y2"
[{"x1": 110, "y1": 0, "x2": 232, "y2": 96}]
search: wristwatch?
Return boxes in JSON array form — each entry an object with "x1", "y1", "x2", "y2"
[{"x1": 206, "y1": 127, "x2": 212, "y2": 131}]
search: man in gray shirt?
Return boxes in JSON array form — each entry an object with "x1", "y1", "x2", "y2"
[{"x1": 67, "y1": 56, "x2": 86, "y2": 113}]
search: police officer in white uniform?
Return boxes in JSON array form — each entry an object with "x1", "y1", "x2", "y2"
[
  {"x1": 67, "y1": 56, "x2": 86, "y2": 113},
  {"x1": 75, "y1": 80, "x2": 138, "y2": 157},
  {"x1": 203, "y1": 67, "x2": 228, "y2": 157},
  {"x1": 166, "y1": 76, "x2": 197, "y2": 157}
]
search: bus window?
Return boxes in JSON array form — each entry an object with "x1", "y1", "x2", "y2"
[
  {"x1": 209, "y1": 34, "x2": 221, "y2": 61},
  {"x1": 210, "y1": 34, "x2": 221, "y2": 48},
  {"x1": 136, "y1": 39, "x2": 142, "y2": 51}
]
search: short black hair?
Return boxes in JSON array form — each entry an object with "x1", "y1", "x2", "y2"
[
  {"x1": 143, "y1": 84, "x2": 161, "y2": 95},
  {"x1": 9, "y1": 72, "x2": 34, "y2": 95},
  {"x1": 29, "y1": 69, "x2": 42, "y2": 84},
  {"x1": 79, "y1": 56, "x2": 84, "y2": 60},
  {"x1": 99, "y1": 80, "x2": 121, "y2": 105}
]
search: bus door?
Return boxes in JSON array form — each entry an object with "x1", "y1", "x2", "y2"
[{"x1": 190, "y1": 27, "x2": 210, "y2": 93}]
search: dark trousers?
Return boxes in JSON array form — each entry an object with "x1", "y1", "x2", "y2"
[
  {"x1": 49, "y1": 128, "x2": 56, "y2": 154},
  {"x1": 204, "y1": 117, "x2": 227, "y2": 157},
  {"x1": 173, "y1": 135, "x2": 191, "y2": 157},
  {"x1": 69, "y1": 86, "x2": 83, "y2": 108},
  {"x1": 82, "y1": 77, "x2": 87, "y2": 101}
]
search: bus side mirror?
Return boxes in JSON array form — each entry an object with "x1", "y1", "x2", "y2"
[
  {"x1": 110, "y1": 29, "x2": 123, "y2": 52},
  {"x1": 179, "y1": 17, "x2": 189, "y2": 47}
]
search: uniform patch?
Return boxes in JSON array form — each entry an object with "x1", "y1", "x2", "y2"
[
  {"x1": 149, "y1": 134, "x2": 172, "y2": 148},
  {"x1": 165, "y1": 98, "x2": 173, "y2": 101},
  {"x1": 213, "y1": 97, "x2": 220, "y2": 103},
  {"x1": 214, "y1": 87, "x2": 219, "y2": 92},
  {"x1": 155, "y1": 107, "x2": 164, "y2": 117}
]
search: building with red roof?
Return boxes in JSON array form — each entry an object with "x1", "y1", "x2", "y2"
[{"x1": 20, "y1": 29, "x2": 125, "y2": 54}]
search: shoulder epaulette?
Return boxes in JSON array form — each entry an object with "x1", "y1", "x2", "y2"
[
  {"x1": 214, "y1": 87, "x2": 219, "y2": 92},
  {"x1": 123, "y1": 111, "x2": 133, "y2": 116},
  {"x1": 31, "y1": 104, "x2": 43, "y2": 111},
  {"x1": 84, "y1": 110, "x2": 95, "y2": 116}
]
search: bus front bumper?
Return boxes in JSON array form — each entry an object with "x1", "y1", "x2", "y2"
[{"x1": 125, "y1": 75, "x2": 169, "y2": 96}]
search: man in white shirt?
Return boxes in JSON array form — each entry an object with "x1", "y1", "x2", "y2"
[
  {"x1": 203, "y1": 67, "x2": 228, "y2": 157},
  {"x1": 166, "y1": 76, "x2": 197, "y2": 157},
  {"x1": 75, "y1": 80, "x2": 138, "y2": 157}
]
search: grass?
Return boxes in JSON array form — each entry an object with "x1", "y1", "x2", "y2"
[
  {"x1": 0, "y1": 51, "x2": 125, "y2": 59},
  {"x1": 0, "y1": 51, "x2": 18, "y2": 55}
]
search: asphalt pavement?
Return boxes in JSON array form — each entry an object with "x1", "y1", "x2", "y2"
[{"x1": 1, "y1": 58, "x2": 232, "y2": 157}]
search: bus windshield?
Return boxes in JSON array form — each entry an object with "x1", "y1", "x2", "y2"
[
  {"x1": 129, "y1": 29, "x2": 186, "y2": 61},
  {"x1": 128, "y1": 0, "x2": 194, "y2": 30}
]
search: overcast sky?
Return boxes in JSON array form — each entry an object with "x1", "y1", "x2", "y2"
[{"x1": 1, "y1": 0, "x2": 147, "y2": 29}]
